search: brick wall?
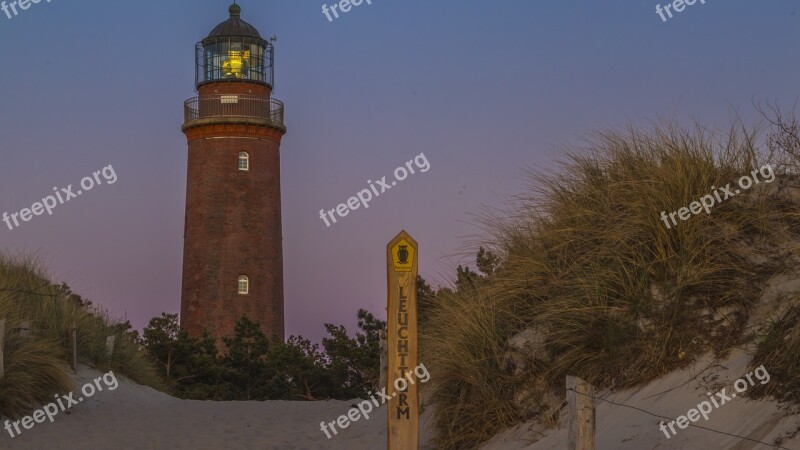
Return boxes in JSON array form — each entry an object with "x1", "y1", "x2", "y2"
[{"x1": 180, "y1": 82, "x2": 285, "y2": 350}]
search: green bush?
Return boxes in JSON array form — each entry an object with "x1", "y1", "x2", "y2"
[{"x1": 141, "y1": 309, "x2": 386, "y2": 401}]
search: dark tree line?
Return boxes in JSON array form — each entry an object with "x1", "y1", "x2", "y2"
[
  {"x1": 139, "y1": 310, "x2": 386, "y2": 401},
  {"x1": 139, "y1": 247, "x2": 498, "y2": 401}
]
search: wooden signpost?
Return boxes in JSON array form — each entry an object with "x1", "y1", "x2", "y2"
[{"x1": 386, "y1": 230, "x2": 419, "y2": 450}]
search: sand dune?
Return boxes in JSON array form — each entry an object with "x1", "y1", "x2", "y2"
[{"x1": 480, "y1": 349, "x2": 800, "y2": 450}]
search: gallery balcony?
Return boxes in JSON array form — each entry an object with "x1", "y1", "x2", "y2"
[{"x1": 182, "y1": 94, "x2": 285, "y2": 132}]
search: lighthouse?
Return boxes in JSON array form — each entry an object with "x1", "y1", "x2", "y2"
[{"x1": 180, "y1": 3, "x2": 286, "y2": 347}]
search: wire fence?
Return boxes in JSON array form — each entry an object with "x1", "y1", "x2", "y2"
[
  {"x1": 566, "y1": 387, "x2": 796, "y2": 450},
  {"x1": 0, "y1": 317, "x2": 117, "y2": 381}
]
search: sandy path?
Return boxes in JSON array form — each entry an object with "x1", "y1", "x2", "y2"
[
  {"x1": 7, "y1": 352, "x2": 798, "y2": 449},
  {"x1": 2, "y1": 366, "x2": 435, "y2": 450}
]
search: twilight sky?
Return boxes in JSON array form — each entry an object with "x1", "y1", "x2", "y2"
[{"x1": 0, "y1": 0, "x2": 797, "y2": 341}]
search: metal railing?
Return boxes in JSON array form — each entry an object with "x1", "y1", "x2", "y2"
[{"x1": 183, "y1": 94, "x2": 284, "y2": 128}]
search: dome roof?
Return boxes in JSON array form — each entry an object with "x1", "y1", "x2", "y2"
[{"x1": 206, "y1": 3, "x2": 263, "y2": 41}]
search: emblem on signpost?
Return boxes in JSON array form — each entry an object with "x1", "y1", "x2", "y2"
[
  {"x1": 398, "y1": 245, "x2": 409, "y2": 264},
  {"x1": 392, "y1": 239, "x2": 415, "y2": 272}
]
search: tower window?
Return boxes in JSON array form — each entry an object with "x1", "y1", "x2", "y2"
[
  {"x1": 238, "y1": 275, "x2": 249, "y2": 295},
  {"x1": 238, "y1": 152, "x2": 249, "y2": 171}
]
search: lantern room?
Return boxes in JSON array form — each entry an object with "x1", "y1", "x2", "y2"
[{"x1": 194, "y1": 3, "x2": 274, "y2": 88}]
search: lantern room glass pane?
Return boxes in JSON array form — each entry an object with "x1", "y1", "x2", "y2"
[{"x1": 196, "y1": 38, "x2": 272, "y2": 86}]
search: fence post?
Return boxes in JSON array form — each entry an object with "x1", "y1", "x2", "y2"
[
  {"x1": 105, "y1": 335, "x2": 115, "y2": 359},
  {"x1": 0, "y1": 319, "x2": 5, "y2": 380},
  {"x1": 567, "y1": 375, "x2": 596, "y2": 450},
  {"x1": 70, "y1": 321, "x2": 77, "y2": 373},
  {"x1": 19, "y1": 321, "x2": 29, "y2": 338}
]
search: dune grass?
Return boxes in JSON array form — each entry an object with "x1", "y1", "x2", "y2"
[
  {"x1": 0, "y1": 255, "x2": 162, "y2": 419},
  {"x1": 423, "y1": 286, "x2": 524, "y2": 446},
  {"x1": 423, "y1": 121, "x2": 800, "y2": 449},
  {"x1": 750, "y1": 301, "x2": 800, "y2": 404}
]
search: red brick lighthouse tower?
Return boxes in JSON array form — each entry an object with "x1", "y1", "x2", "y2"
[{"x1": 180, "y1": 3, "x2": 286, "y2": 346}]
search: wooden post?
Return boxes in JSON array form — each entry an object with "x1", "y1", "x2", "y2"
[
  {"x1": 105, "y1": 335, "x2": 116, "y2": 359},
  {"x1": 70, "y1": 322, "x2": 77, "y2": 373},
  {"x1": 567, "y1": 375, "x2": 596, "y2": 450},
  {"x1": 19, "y1": 321, "x2": 29, "y2": 338},
  {"x1": 386, "y1": 231, "x2": 419, "y2": 450},
  {"x1": 0, "y1": 319, "x2": 5, "y2": 380},
  {"x1": 379, "y1": 329, "x2": 387, "y2": 390}
]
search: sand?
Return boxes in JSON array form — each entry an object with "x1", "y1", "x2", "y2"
[
  {"x1": 3, "y1": 353, "x2": 797, "y2": 450},
  {"x1": 1, "y1": 365, "x2": 436, "y2": 450},
  {"x1": 480, "y1": 349, "x2": 800, "y2": 450},
  {"x1": 2, "y1": 356, "x2": 797, "y2": 450}
]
